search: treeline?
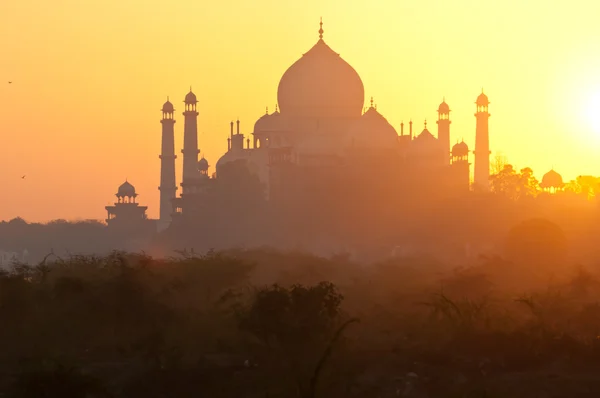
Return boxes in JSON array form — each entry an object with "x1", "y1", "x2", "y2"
[
  {"x1": 0, "y1": 218, "x2": 147, "y2": 263},
  {"x1": 2, "y1": 161, "x2": 600, "y2": 265},
  {"x1": 2, "y1": 247, "x2": 600, "y2": 397},
  {"x1": 0, "y1": 219, "x2": 112, "y2": 260},
  {"x1": 489, "y1": 164, "x2": 600, "y2": 201}
]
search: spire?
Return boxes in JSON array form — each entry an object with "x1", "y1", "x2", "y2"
[
  {"x1": 319, "y1": 17, "x2": 324, "y2": 40},
  {"x1": 265, "y1": 106, "x2": 268, "y2": 115}
]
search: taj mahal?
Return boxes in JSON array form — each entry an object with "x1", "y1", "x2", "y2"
[{"x1": 106, "y1": 21, "x2": 494, "y2": 241}]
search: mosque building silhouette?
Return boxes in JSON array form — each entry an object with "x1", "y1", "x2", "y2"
[{"x1": 107, "y1": 21, "x2": 503, "y2": 232}]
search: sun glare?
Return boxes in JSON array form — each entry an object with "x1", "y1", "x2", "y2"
[{"x1": 586, "y1": 92, "x2": 600, "y2": 134}]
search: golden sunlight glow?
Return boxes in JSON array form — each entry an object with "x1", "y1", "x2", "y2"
[
  {"x1": 2, "y1": 0, "x2": 600, "y2": 222},
  {"x1": 586, "y1": 92, "x2": 600, "y2": 135}
]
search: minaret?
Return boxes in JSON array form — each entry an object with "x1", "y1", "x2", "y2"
[
  {"x1": 158, "y1": 98, "x2": 177, "y2": 231},
  {"x1": 181, "y1": 88, "x2": 200, "y2": 194},
  {"x1": 437, "y1": 98, "x2": 451, "y2": 165},
  {"x1": 474, "y1": 90, "x2": 491, "y2": 190}
]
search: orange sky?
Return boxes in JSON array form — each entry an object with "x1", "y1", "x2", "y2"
[{"x1": 1, "y1": 0, "x2": 600, "y2": 222}]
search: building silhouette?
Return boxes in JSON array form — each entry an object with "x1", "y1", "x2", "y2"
[
  {"x1": 181, "y1": 90, "x2": 201, "y2": 195},
  {"x1": 474, "y1": 91, "x2": 491, "y2": 190},
  {"x1": 158, "y1": 99, "x2": 177, "y2": 232},
  {"x1": 154, "y1": 21, "x2": 494, "y2": 236},
  {"x1": 437, "y1": 99, "x2": 451, "y2": 165},
  {"x1": 105, "y1": 181, "x2": 152, "y2": 230},
  {"x1": 540, "y1": 169, "x2": 564, "y2": 193}
]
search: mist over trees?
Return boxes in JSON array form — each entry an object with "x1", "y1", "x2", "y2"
[
  {"x1": 2, "y1": 161, "x2": 600, "y2": 266},
  {"x1": 2, "y1": 158, "x2": 600, "y2": 395},
  {"x1": 1, "y1": 248, "x2": 600, "y2": 396}
]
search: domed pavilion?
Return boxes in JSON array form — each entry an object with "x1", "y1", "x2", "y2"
[{"x1": 540, "y1": 169, "x2": 564, "y2": 193}]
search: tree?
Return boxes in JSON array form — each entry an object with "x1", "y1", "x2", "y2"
[
  {"x1": 490, "y1": 152, "x2": 509, "y2": 175},
  {"x1": 564, "y1": 175, "x2": 600, "y2": 199},
  {"x1": 519, "y1": 167, "x2": 540, "y2": 198},
  {"x1": 241, "y1": 282, "x2": 343, "y2": 350},
  {"x1": 490, "y1": 164, "x2": 540, "y2": 200},
  {"x1": 240, "y1": 282, "x2": 357, "y2": 398}
]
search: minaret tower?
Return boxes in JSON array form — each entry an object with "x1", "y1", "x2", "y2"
[
  {"x1": 158, "y1": 98, "x2": 177, "y2": 231},
  {"x1": 474, "y1": 90, "x2": 491, "y2": 190},
  {"x1": 181, "y1": 88, "x2": 200, "y2": 194},
  {"x1": 437, "y1": 98, "x2": 451, "y2": 165}
]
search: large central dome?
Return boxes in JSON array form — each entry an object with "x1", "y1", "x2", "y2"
[{"x1": 277, "y1": 23, "x2": 365, "y2": 120}]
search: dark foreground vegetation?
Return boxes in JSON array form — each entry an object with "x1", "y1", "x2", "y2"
[{"x1": 2, "y1": 248, "x2": 600, "y2": 397}]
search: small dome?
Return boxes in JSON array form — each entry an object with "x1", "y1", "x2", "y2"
[
  {"x1": 253, "y1": 112, "x2": 272, "y2": 133},
  {"x1": 452, "y1": 141, "x2": 469, "y2": 157},
  {"x1": 184, "y1": 90, "x2": 197, "y2": 104},
  {"x1": 438, "y1": 101, "x2": 450, "y2": 113},
  {"x1": 411, "y1": 128, "x2": 442, "y2": 156},
  {"x1": 540, "y1": 169, "x2": 564, "y2": 189},
  {"x1": 162, "y1": 100, "x2": 174, "y2": 112},
  {"x1": 416, "y1": 128, "x2": 436, "y2": 141},
  {"x1": 117, "y1": 181, "x2": 136, "y2": 197},
  {"x1": 347, "y1": 106, "x2": 398, "y2": 150},
  {"x1": 253, "y1": 108, "x2": 285, "y2": 134},
  {"x1": 198, "y1": 157, "x2": 209, "y2": 171},
  {"x1": 216, "y1": 151, "x2": 232, "y2": 173},
  {"x1": 476, "y1": 92, "x2": 489, "y2": 106}
]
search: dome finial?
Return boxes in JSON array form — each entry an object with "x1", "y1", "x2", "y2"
[
  {"x1": 265, "y1": 106, "x2": 268, "y2": 115},
  {"x1": 370, "y1": 96, "x2": 374, "y2": 108},
  {"x1": 424, "y1": 119, "x2": 427, "y2": 129},
  {"x1": 275, "y1": 104, "x2": 279, "y2": 112},
  {"x1": 319, "y1": 17, "x2": 324, "y2": 40}
]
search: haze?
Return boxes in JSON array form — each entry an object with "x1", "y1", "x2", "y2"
[{"x1": 1, "y1": 0, "x2": 600, "y2": 221}]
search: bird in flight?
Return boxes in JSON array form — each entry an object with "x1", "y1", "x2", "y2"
[
  {"x1": 8, "y1": 81, "x2": 12, "y2": 84},
  {"x1": 21, "y1": 175, "x2": 26, "y2": 179}
]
